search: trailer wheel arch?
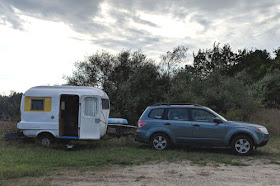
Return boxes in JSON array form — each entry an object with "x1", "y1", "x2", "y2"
[{"x1": 37, "y1": 132, "x2": 56, "y2": 147}]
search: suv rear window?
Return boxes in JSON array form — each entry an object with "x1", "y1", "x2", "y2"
[
  {"x1": 168, "y1": 108, "x2": 189, "y2": 121},
  {"x1": 148, "y1": 109, "x2": 164, "y2": 119}
]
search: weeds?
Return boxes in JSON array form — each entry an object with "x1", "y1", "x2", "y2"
[
  {"x1": 249, "y1": 109, "x2": 280, "y2": 136},
  {"x1": 135, "y1": 175, "x2": 146, "y2": 181},
  {"x1": 1, "y1": 121, "x2": 280, "y2": 181},
  {"x1": 1, "y1": 135, "x2": 280, "y2": 180},
  {"x1": 0, "y1": 121, "x2": 17, "y2": 135}
]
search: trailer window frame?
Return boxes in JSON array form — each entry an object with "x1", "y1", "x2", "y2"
[{"x1": 24, "y1": 97, "x2": 52, "y2": 112}]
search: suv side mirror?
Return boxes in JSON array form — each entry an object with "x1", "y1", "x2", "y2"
[{"x1": 214, "y1": 118, "x2": 223, "y2": 124}]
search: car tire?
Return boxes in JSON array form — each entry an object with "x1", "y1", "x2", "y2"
[
  {"x1": 150, "y1": 133, "x2": 170, "y2": 150},
  {"x1": 38, "y1": 134, "x2": 54, "y2": 147},
  {"x1": 231, "y1": 135, "x2": 253, "y2": 156}
]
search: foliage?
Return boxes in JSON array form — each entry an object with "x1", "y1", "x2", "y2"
[
  {"x1": 165, "y1": 70, "x2": 256, "y2": 120},
  {"x1": 230, "y1": 49, "x2": 273, "y2": 81},
  {"x1": 249, "y1": 109, "x2": 280, "y2": 136},
  {"x1": 160, "y1": 46, "x2": 188, "y2": 77},
  {"x1": 251, "y1": 73, "x2": 280, "y2": 108},
  {"x1": 65, "y1": 44, "x2": 280, "y2": 124},
  {"x1": 65, "y1": 50, "x2": 168, "y2": 124},
  {"x1": 0, "y1": 92, "x2": 22, "y2": 121},
  {"x1": 2, "y1": 43, "x2": 280, "y2": 125}
]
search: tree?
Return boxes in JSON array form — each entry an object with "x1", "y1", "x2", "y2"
[
  {"x1": 66, "y1": 50, "x2": 169, "y2": 124},
  {"x1": 192, "y1": 43, "x2": 238, "y2": 79},
  {"x1": 0, "y1": 92, "x2": 22, "y2": 121},
  {"x1": 160, "y1": 46, "x2": 188, "y2": 77},
  {"x1": 251, "y1": 73, "x2": 280, "y2": 109},
  {"x1": 66, "y1": 51, "x2": 115, "y2": 87},
  {"x1": 230, "y1": 49, "x2": 273, "y2": 81},
  {"x1": 115, "y1": 63, "x2": 169, "y2": 123}
]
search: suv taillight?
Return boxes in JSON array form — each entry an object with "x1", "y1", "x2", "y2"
[{"x1": 138, "y1": 120, "x2": 147, "y2": 128}]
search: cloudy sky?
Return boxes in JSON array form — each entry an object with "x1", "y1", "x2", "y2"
[{"x1": 1, "y1": 0, "x2": 280, "y2": 94}]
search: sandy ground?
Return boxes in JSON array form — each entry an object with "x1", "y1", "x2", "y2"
[{"x1": 4, "y1": 161, "x2": 280, "y2": 186}]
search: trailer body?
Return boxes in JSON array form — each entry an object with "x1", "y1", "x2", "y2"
[{"x1": 17, "y1": 86, "x2": 110, "y2": 140}]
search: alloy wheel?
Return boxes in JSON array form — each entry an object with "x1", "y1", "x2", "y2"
[
  {"x1": 153, "y1": 135, "x2": 168, "y2": 150},
  {"x1": 235, "y1": 139, "x2": 250, "y2": 154}
]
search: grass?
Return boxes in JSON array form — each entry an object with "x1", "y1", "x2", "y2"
[
  {"x1": 249, "y1": 109, "x2": 280, "y2": 136},
  {"x1": 1, "y1": 121, "x2": 280, "y2": 181},
  {"x1": 0, "y1": 134, "x2": 280, "y2": 181}
]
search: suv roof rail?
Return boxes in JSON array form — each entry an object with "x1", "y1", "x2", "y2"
[{"x1": 152, "y1": 103, "x2": 202, "y2": 107}]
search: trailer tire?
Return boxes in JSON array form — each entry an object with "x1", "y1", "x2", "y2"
[{"x1": 37, "y1": 133, "x2": 55, "y2": 147}]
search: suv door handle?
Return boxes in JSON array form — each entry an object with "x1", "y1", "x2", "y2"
[
  {"x1": 193, "y1": 124, "x2": 200, "y2": 127},
  {"x1": 164, "y1": 123, "x2": 171, "y2": 125}
]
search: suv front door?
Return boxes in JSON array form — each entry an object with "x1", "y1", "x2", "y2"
[{"x1": 190, "y1": 108, "x2": 226, "y2": 145}]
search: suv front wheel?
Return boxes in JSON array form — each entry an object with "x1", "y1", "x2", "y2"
[
  {"x1": 231, "y1": 135, "x2": 253, "y2": 156},
  {"x1": 150, "y1": 133, "x2": 170, "y2": 150}
]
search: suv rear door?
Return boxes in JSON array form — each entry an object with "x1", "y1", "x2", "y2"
[{"x1": 163, "y1": 108, "x2": 193, "y2": 143}]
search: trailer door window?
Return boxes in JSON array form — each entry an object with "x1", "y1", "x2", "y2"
[
  {"x1": 84, "y1": 97, "x2": 98, "y2": 117},
  {"x1": 31, "y1": 99, "x2": 44, "y2": 111}
]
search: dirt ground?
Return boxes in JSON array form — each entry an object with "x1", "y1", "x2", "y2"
[{"x1": 4, "y1": 160, "x2": 280, "y2": 186}]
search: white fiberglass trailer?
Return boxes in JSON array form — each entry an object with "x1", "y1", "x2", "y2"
[{"x1": 17, "y1": 86, "x2": 110, "y2": 146}]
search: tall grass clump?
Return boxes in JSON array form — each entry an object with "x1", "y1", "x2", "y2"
[
  {"x1": 249, "y1": 109, "x2": 280, "y2": 136},
  {"x1": 0, "y1": 121, "x2": 17, "y2": 136}
]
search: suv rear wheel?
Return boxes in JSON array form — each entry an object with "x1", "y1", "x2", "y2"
[
  {"x1": 231, "y1": 135, "x2": 253, "y2": 156},
  {"x1": 150, "y1": 133, "x2": 170, "y2": 150}
]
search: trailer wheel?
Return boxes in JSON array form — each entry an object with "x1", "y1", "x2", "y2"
[{"x1": 37, "y1": 133, "x2": 54, "y2": 147}]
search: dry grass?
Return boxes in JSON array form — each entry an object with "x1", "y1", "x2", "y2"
[
  {"x1": 0, "y1": 121, "x2": 17, "y2": 135},
  {"x1": 249, "y1": 109, "x2": 280, "y2": 136}
]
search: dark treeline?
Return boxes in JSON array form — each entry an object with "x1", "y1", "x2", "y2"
[
  {"x1": 0, "y1": 92, "x2": 22, "y2": 121},
  {"x1": 66, "y1": 43, "x2": 280, "y2": 125},
  {"x1": 1, "y1": 44, "x2": 280, "y2": 125}
]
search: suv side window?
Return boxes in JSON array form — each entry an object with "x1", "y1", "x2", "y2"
[
  {"x1": 168, "y1": 108, "x2": 189, "y2": 121},
  {"x1": 191, "y1": 109, "x2": 215, "y2": 122},
  {"x1": 148, "y1": 109, "x2": 165, "y2": 119}
]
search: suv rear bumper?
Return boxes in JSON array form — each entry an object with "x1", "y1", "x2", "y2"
[{"x1": 135, "y1": 131, "x2": 149, "y2": 143}]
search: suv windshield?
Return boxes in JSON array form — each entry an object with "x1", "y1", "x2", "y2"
[{"x1": 206, "y1": 108, "x2": 227, "y2": 121}]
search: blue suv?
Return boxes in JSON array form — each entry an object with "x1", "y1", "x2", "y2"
[{"x1": 135, "y1": 104, "x2": 270, "y2": 155}]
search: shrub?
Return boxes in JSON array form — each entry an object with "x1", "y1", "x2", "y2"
[
  {"x1": 249, "y1": 109, "x2": 280, "y2": 136},
  {"x1": 0, "y1": 121, "x2": 17, "y2": 135}
]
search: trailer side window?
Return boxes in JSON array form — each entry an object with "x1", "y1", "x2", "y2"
[
  {"x1": 102, "y1": 99, "x2": 110, "y2": 109},
  {"x1": 31, "y1": 99, "x2": 44, "y2": 111},
  {"x1": 84, "y1": 97, "x2": 98, "y2": 117},
  {"x1": 24, "y1": 97, "x2": 52, "y2": 112}
]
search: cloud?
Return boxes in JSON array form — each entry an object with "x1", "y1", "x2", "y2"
[
  {"x1": 1, "y1": 0, "x2": 105, "y2": 33},
  {"x1": 1, "y1": 0, "x2": 280, "y2": 57},
  {"x1": 0, "y1": 2, "x2": 24, "y2": 30}
]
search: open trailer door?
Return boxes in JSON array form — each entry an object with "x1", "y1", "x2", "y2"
[{"x1": 79, "y1": 95, "x2": 101, "y2": 139}]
